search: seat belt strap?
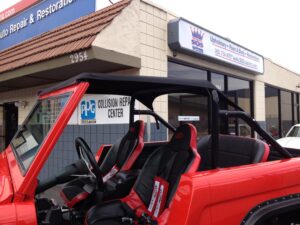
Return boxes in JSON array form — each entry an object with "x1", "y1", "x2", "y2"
[
  {"x1": 147, "y1": 176, "x2": 169, "y2": 218},
  {"x1": 103, "y1": 165, "x2": 119, "y2": 182}
]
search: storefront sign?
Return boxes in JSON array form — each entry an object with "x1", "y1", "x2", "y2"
[
  {"x1": 0, "y1": 0, "x2": 96, "y2": 51},
  {"x1": 0, "y1": 0, "x2": 39, "y2": 22},
  {"x1": 79, "y1": 95, "x2": 131, "y2": 125},
  {"x1": 168, "y1": 18, "x2": 264, "y2": 74}
]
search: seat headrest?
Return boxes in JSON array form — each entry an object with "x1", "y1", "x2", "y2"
[
  {"x1": 169, "y1": 123, "x2": 197, "y2": 151},
  {"x1": 128, "y1": 120, "x2": 145, "y2": 139}
]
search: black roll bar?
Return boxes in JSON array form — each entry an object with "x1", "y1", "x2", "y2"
[
  {"x1": 129, "y1": 97, "x2": 136, "y2": 126},
  {"x1": 211, "y1": 90, "x2": 220, "y2": 169},
  {"x1": 219, "y1": 110, "x2": 293, "y2": 159},
  {"x1": 133, "y1": 110, "x2": 176, "y2": 132},
  {"x1": 129, "y1": 96, "x2": 176, "y2": 132}
]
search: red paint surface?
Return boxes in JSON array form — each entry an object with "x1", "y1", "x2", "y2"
[
  {"x1": 0, "y1": 82, "x2": 88, "y2": 224},
  {"x1": 4, "y1": 82, "x2": 89, "y2": 202},
  {"x1": 0, "y1": 151, "x2": 13, "y2": 204},
  {"x1": 61, "y1": 190, "x2": 89, "y2": 208},
  {"x1": 168, "y1": 158, "x2": 300, "y2": 225},
  {"x1": 1, "y1": 81, "x2": 300, "y2": 225},
  {"x1": 0, "y1": 201, "x2": 37, "y2": 225}
]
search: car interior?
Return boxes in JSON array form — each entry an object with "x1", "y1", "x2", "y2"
[
  {"x1": 33, "y1": 80, "x2": 293, "y2": 225},
  {"x1": 60, "y1": 120, "x2": 145, "y2": 209}
]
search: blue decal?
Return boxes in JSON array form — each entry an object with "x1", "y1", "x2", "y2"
[
  {"x1": 0, "y1": 0, "x2": 96, "y2": 51},
  {"x1": 81, "y1": 100, "x2": 96, "y2": 122}
]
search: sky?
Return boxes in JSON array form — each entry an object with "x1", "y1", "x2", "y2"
[
  {"x1": 0, "y1": 0, "x2": 20, "y2": 9},
  {"x1": 1, "y1": 0, "x2": 300, "y2": 74}
]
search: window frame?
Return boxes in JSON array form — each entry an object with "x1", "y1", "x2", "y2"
[
  {"x1": 168, "y1": 59, "x2": 254, "y2": 137},
  {"x1": 265, "y1": 84, "x2": 299, "y2": 138}
]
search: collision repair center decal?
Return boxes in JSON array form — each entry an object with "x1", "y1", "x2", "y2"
[{"x1": 78, "y1": 95, "x2": 132, "y2": 125}]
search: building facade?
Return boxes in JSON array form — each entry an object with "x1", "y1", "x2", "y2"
[{"x1": 0, "y1": 0, "x2": 299, "y2": 178}]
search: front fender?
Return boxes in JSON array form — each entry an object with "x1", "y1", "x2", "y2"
[
  {"x1": 168, "y1": 174, "x2": 212, "y2": 225},
  {"x1": 0, "y1": 201, "x2": 37, "y2": 225}
]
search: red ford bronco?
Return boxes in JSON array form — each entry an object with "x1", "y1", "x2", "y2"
[{"x1": 0, "y1": 73, "x2": 299, "y2": 225}]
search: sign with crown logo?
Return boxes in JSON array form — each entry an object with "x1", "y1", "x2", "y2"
[
  {"x1": 191, "y1": 27, "x2": 205, "y2": 54},
  {"x1": 168, "y1": 18, "x2": 264, "y2": 74}
]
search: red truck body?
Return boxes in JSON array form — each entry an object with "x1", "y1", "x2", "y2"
[{"x1": 0, "y1": 74, "x2": 299, "y2": 225}]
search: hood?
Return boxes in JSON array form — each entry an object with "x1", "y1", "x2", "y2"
[
  {"x1": 277, "y1": 137, "x2": 300, "y2": 149},
  {"x1": 0, "y1": 151, "x2": 13, "y2": 204}
]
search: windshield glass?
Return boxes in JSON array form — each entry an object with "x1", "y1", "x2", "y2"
[
  {"x1": 287, "y1": 126, "x2": 300, "y2": 137},
  {"x1": 11, "y1": 94, "x2": 70, "y2": 172}
]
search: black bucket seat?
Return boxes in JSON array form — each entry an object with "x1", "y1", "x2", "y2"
[
  {"x1": 85, "y1": 123, "x2": 200, "y2": 225},
  {"x1": 197, "y1": 134, "x2": 270, "y2": 170},
  {"x1": 61, "y1": 120, "x2": 145, "y2": 208}
]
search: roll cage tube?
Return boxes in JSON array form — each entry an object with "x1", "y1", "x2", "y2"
[
  {"x1": 219, "y1": 110, "x2": 292, "y2": 158},
  {"x1": 128, "y1": 87, "x2": 209, "y2": 125},
  {"x1": 129, "y1": 97, "x2": 135, "y2": 126},
  {"x1": 210, "y1": 90, "x2": 292, "y2": 170},
  {"x1": 133, "y1": 110, "x2": 176, "y2": 132},
  {"x1": 130, "y1": 89, "x2": 219, "y2": 168},
  {"x1": 129, "y1": 97, "x2": 176, "y2": 132},
  {"x1": 211, "y1": 90, "x2": 220, "y2": 169}
]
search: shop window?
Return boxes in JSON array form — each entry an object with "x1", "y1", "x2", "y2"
[
  {"x1": 211, "y1": 73, "x2": 229, "y2": 135},
  {"x1": 211, "y1": 73, "x2": 225, "y2": 91},
  {"x1": 281, "y1": 90, "x2": 293, "y2": 136},
  {"x1": 227, "y1": 77, "x2": 252, "y2": 137},
  {"x1": 227, "y1": 77, "x2": 251, "y2": 114},
  {"x1": 158, "y1": 93, "x2": 208, "y2": 140},
  {"x1": 265, "y1": 86, "x2": 279, "y2": 139},
  {"x1": 167, "y1": 61, "x2": 255, "y2": 137},
  {"x1": 168, "y1": 61, "x2": 207, "y2": 80},
  {"x1": 298, "y1": 94, "x2": 300, "y2": 124}
]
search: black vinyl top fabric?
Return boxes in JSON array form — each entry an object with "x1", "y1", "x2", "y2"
[{"x1": 38, "y1": 73, "x2": 219, "y2": 109}]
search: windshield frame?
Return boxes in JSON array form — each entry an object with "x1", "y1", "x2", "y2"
[
  {"x1": 4, "y1": 82, "x2": 89, "y2": 197},
  {"x1": 10, "y1": 92, "x2": 72, "y2": 176}
]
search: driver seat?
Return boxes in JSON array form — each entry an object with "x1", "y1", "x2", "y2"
[
  {"x1": 85, "y1": 123, "x2": 200, "y2": 225},
  {"x1": 61, "y1": 120, "x2": 145, "y2": 208}
]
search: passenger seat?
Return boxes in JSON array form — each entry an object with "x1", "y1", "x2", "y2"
[{"x1": 197, "y1": 135, "x2": 270, "y2": 170}]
